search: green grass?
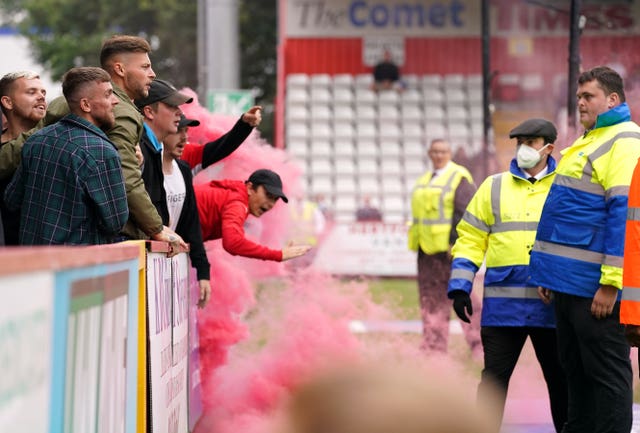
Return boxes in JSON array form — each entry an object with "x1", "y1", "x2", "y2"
[{"x1": 366, "y1": 277, "x2": 420, "y2": 320}]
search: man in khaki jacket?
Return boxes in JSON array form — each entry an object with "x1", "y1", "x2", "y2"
[{"x1": 0, "y1": 35, "x2": 185, "y2": 248}]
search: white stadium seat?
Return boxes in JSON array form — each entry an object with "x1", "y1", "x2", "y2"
[
  {"x1": 333, "y1": 88, "x2": 354, "y2": 105},
  {"x1": 444, "y1": 88, "x2": 467, "y2": 106},
  {"x1": 424, "y1": 105, "x2": 446, "y2": 122},
  {"x1": 286, "y1": 105, "x2": 309, "y2": 122},
  {"x1": 334, "y1": 139, "x2": 356, "y2": 158},
  {"x1": 465, "y1": 74, "x2": 482, "y2": 90},
  {"x1": 443, "y1": 73, "x2": 465, "y2": 89},
  {"x1": 333, "y1": 105, "x2": 355, "y2": 121},
  {"x1": 356, "y1": 122, "x2": 377, "y2": 140},
  {"x1": 310, "y1": 158, "x2": 333, "y2": 176},
  {"x1": 423, "y1": 88, "x2": 445, "y2": 105},
  {"x1": 446, "y1": 106, "x2": 469, "y2": 122},
  {"x1": 402, "y1": 122, "x2": 424, "y2": 140},
  {"x1": 402, "y1": 74, "x2": 419, "y2": 90},
  {"x1": 421, "y1": 74, "x2": 443, "y2": 89},
  {"x1": 335, "y1": 178, "x2": 357, "y2": 195},
  {"x1": 401, "y1": 105, "x2": 423, "y2": 121},
  {"x1": 355, "y1": 73, "x2": 374, "y2": 89},
  {"x1": 287, "y1": 73, "x2": 309, "y2": 90},
  {"x1": 402, "y1": 139, "x2": 424, "y2": 159},
  {"x1": 357, "y1": 157, "x2": 379, "y2": 176},
  {"x1": 287, "y1": 123, "x2": 309, "y2": 141},
  {"x1": 355, "y1": 88, "x2": 376, "y2": 105},
  {"x1": 378, "y1": 105, "x2": 399, "y2": 121},
  {"x1": 309, "y1": 73, "x2": 332, "y2": 89},
  {"x1": 380, "y1": 158, "x2": 402, "y2": 175},
  {"x1": 378, "y1": 90, "x2": 399, "y2": 106},
  {"x1": 358, "y1": 176, "x2": 380, "y2": 195},
  {"x1": 286, "y1": 88, "x2": 308, "y2": 105},
  {"x1": 311, "y1": 176, "x2": 333, "y2": 196},
  {"x1": 287, "y1": 139, "x2": 308, "y2": 159},
  {"x1": 310, "y1": 88, "x2": 331, "y2": 104},
  {"x1": 309, "y1": 138, "x2": 332, "y2": 158},
  {"x1": 334, "y1": 123, "x2": 355, "y2": 140},
  {"x1": 333, "y1": 74, "x2": 355, "y2": 89},
  {"x1": 379, "y1": 141, "x2": 402, "y2": 158},
  {"x1": 310, "y1": 122, "x2": 332, "y2": 140},
  {"x1": 310, "y1": 104, "x2": 331, "y2": 122},
  {"x1": 356, "y1": 139, "x2": 379, "y2": 159},
  {"x1": 334, "y1": 156, "x2": 356, "y2": 177},
  {"x1": 381, "y1": 179, "x2": 405, "y2": 195},
  {"x1": 356, "y1": 105, "x2": 376, "y2": 121},
  {"x1": 378, "y1": 122, "x2": 401, "y2": 141}
]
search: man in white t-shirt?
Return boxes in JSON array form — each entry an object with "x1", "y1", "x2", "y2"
[{"x1": 135, "y1": 80, "x2": 211, "y2": 308}]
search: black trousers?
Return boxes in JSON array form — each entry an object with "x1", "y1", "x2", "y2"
[
  {"x1": 554, "y1": 292, "x2": 632, "y2": 433},
  {"x1": 478, "y1": 326, "x2": 568, "y2": 433}
]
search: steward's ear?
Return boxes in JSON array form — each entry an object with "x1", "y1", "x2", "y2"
[{"x1": 607, "y1": 92, "x2": 621, "y2": 109}]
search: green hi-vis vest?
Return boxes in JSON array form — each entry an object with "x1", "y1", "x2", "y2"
[{"x1": 408, "y1": 162, "x2": 473, "y2": 254}]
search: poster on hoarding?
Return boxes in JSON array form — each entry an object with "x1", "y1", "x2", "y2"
[
  {"x1": 147, "y1": 252, "x2": 175, "y2": 433},
  {"x1": 0, "y1": 272, "x2": 53, "y2": 433},
  {"x1": 63, "y1": 270, "x2": 131, "y2": 433},
  {"x1": 171, "y1": 254, "x2": 190, "y2": 433},
  {"x1": 187, "y1": 268, "x2": 203, "y2": 431},
  {"x1": 313, "y1": 222, "x2": 416, "y2": 276},
  {"x1": 147, "y1": 252, "x2": 191, "y2": 433}
]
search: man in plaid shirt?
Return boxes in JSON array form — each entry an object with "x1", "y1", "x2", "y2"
[{"x1": 4, "y1": 67, "x2": 128, "y2": 244}]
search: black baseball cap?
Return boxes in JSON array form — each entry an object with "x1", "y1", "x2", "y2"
[
  {"x1": 247, "y1": 169, "x2": 288, "y2": 203},
  {"x1": 178, "y1": 114, "x2": 200, "y2": 129},
  {"x1": 509, "y1": 118, "x2": 557, "y2": 144},
  {"x1": 135, "y1": 79, "x2": 193, "y2": 109}
]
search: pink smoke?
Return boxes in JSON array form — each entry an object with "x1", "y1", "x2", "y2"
[{"x1": 178, "y1": 89, "x2": 554, "y2": 433}]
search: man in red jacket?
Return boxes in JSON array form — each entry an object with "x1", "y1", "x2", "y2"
[{"x1": 195, "y1": 168, "x2": 312, "y2": 261}]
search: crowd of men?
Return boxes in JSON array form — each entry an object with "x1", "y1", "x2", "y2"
[{"x1": 0, "y1": 35, "x2": 311, "y2": 307}]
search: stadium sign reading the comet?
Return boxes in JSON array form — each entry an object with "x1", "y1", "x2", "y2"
[{"x1": 285, "y1": 0, "x2": 640, "y2": 37}]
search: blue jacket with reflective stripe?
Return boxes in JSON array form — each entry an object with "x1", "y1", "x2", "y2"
[
  {"x1": 448, "y1": 158, "x2": 557, "y2": 327},
  {"x1": 530, "y1": 103, "x2": 640, "y2": 298}
]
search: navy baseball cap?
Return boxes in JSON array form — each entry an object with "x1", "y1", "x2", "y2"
[
  {"x1": 178, "y1": 114, "x2": 200, "y2": 129},
  {"x1": 247, "y1": 169, "x2": 288, "y2": 203}
]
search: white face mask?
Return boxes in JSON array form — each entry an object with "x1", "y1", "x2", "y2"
[{"x1": 517, "y1": 143, "x2": 550, "y2": 169}]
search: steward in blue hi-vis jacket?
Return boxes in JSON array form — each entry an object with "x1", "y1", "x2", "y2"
[
  {"x1": 530, "y1": 66, "x2": 640, "y2": 433},
  {"x1": 448, "y1": 118, "x2": 567, "y2": 433}
]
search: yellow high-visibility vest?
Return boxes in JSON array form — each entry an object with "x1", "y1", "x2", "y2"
[{"x1": 408, "y1": 162, "x2": 473, "y2": 254}]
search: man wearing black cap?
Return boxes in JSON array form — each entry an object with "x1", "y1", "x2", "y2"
[
  {"x1": 136, "y1": 79, "x2": 211, "y2": 307},
  {"x1": 194, "y1": 168, "x2": 311, "y2": 261},
  {"x1": 448, "y1": 118, "x2": 568, "y2": 433}
]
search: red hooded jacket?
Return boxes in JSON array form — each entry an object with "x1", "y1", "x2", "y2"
[{"x1": 194, "y1": 179, "x2": 282, "y2": 261}]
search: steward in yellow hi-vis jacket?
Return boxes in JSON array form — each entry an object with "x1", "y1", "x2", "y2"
[
  {"x1": 529, "y1": 66, "x2": 640, "y2": 433},
  {"x1": 448, "y1": 118, "x2": 567, "y2": 433},
  {"x1": 409, "y1": 138, "x2": 481, "y2": 357}
]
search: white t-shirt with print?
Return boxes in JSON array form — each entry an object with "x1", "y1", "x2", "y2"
[{"x1": 164, "y1": 159, "x2": 186, "y2": 231}]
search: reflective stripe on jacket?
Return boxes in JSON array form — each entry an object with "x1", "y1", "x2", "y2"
[
  {"x1": 408, "y1": 162, "x2": 473, "y2": 254},
  {"x1": 448, "y1": 158, "x2": 557, "y2": 327},
  {"x1": 530, "y1": 103, "x2": 640, "y2": 298},
  {"x1": 621, "y1": 158, "x2": 640, "y2": 324}
]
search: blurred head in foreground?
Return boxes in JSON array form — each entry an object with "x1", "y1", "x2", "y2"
[{"x1": 281, "y1": 364, "x2": 496, "y2": 433}]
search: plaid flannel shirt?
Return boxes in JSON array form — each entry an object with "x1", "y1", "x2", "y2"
[{"x1": 5, "y1": 114, "x2": 129, "y2": 245}]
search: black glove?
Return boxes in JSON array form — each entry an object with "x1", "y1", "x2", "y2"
[{"x1": 451, "y1": 290, "x2": 473, "y2": 323}]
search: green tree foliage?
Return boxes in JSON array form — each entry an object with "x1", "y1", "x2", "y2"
[
  {"x1": 0, "y1": 0, "x2": 198, "y2": 89},
  {"x1": 239, "y1": 0, "x2": 277, "y2": 143},
  {"x1": 0, "y1": 0, "x2": 277, "y2": 141}
]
